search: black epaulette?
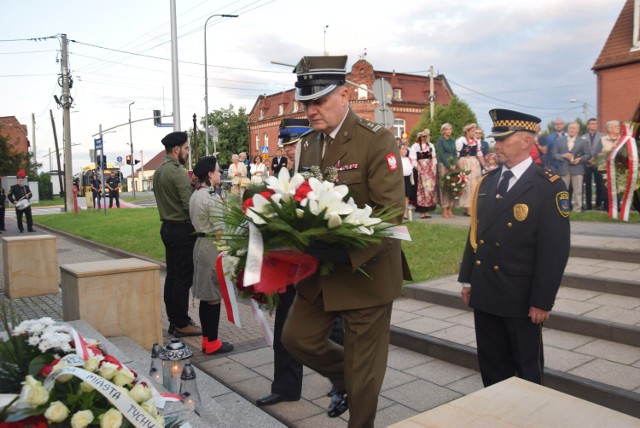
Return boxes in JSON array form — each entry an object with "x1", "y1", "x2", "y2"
[
  {"x1": 538, "y1": 168, "x2": 561, "y2": 183},
  {"x1": 357, "y1": 118, "x2": 383, "y2": 134}
]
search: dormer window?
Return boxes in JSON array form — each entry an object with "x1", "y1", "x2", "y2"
[
  {"x1": 393, "y1": 88, "x2": 402, "y2": 100},
  {"x1": 259, "y1": 109, "x2": 264, "y2": 119},
  {"x1": 278, "y1": 104, "x2": 284, "y2": 115}
]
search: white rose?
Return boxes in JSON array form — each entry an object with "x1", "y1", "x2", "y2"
[
  {"x1": 84, "y1": 356, "x2": 101, "y2": 373},
  {"x1": 155, "y1": 414, "x2": 165, "y2": 426},
  {"x1": 112, "y1": 368, "x2": 135, "y2": 387},
  {"x1": 23, "y1": 375, "x2": 40, "y2": 388},
  {"x1": 100, "y1": 408, "x2": 123, "y2": 428},
  {"x1": 44, "y1": 401, "x2": 70, "y2": 423},
  {"x1": 51, "y1": 360, "x2": 73, "y2": 383},
  {"x1": 71, "y1": 410, "x2": 94, "y2": 428},
  {"x1": 98, "y1": 362, "x2": 119, "y2": 380},
  {"x1": 80, "y1": 381, "x2": 94, "y2": 393},
  {"x1": 141, "y1": 401, "x2": 157, "y2": 416},
  {"x1": 27, "y1": 384, "x2": 50, "y2": 407},
  {"x1": 129, "y1": 383, "x2": 152, "y2": 403}
]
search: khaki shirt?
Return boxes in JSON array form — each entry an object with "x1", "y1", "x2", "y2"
[
  {"x1": 153, "y1": 156, "x2": 193, "y2": 222},
  {"x1": 189, "y1": 187, "x2": 223, "y2": 234}
]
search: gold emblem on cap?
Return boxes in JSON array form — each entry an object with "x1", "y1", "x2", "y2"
[{"x1": 514, "y1": 204, "x2": 529, "y2": 221}]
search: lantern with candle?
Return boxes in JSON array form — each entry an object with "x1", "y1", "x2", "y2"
[
  {"x1": 149, "y1": 342, "x2": 163, "y2": 382},
  {"x1": 179, "y1": 363, "x2": 201, "y2": 414},
  {"x1": 161, "y1": 338, "x2": 193, "y2": 394}
]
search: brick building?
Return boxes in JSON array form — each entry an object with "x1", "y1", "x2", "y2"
[
  {"x1": 0, "y1": 116, "x2": 30, "y2": 155},
  {"x1": 592, "y1": 0, "x2": 640, "y2": 126},
  {"x1": 247, "y1": 58, "x2": 453, "y2": 161}
]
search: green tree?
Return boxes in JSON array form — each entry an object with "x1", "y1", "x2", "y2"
[
  {"x1": 409, "y1": 95, "x2": 478, "y2": 143},
  {"x1": 191, "y1": 104, "x2": 249, "y2": 167},
  {"x1": 0, "y1": 132, "x2": 27, "y2": 177}
]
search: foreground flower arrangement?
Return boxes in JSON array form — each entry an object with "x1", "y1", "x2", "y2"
[
  {"x1": 216, "y1": 167, "x2": 401, "y2": 311},
  {"x1": 441, "y1": 169, "x2": 469, "y2": 200},
  {"x1": 0, "y1": 317, "x2": 178, "y2": 428}
]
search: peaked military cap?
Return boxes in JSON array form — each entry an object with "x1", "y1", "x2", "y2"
[
  {"x1": 487, "y1": 109, "x2": 541, "y2": 138},
  {"x1": 293, "y1": 55, "x2": 348, "y2": 101},
  {"x1": 161, "y1": 131, "x2": 188, "y2": 148},
  {"x1": 278, "y1": 118, "x2": 312, "y2": 147}
]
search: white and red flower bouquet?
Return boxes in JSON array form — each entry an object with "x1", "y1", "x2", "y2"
[
  {"x1": 441, "y1": 169, "x2": 469, "y2": 200},
  {"x1": 215, "y1": 167, "x2": 405, "y2": 319},
  {"x1": 0, "y1": 317, "x2": 180, "y2": 428}
]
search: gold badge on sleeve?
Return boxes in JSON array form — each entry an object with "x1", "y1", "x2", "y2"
[{"x1": 513, "y1": 204, "x2": 529, "y2": 221}]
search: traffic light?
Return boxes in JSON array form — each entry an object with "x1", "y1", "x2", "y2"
[
  {"x1": 126, "y1": 155, "x2": 132, "y2": 165},
  {"x1": 153, "y1": 110, "x2": 161, "y2": 126}
]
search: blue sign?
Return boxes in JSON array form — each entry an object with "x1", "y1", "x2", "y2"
[
  {"x1": 261, "y1": 146, "x2": 269, "y2": 154},
  {"x1": 117, "y1": 156, "x2": 123, "y2": 162},
  {"x1": 94, "y1": 137, "x2": 103, "y2": 150}
]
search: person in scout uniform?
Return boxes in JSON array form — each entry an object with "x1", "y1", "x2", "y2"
[
  {"x1": 281, "y1": 55, "x2": 410, "y2": 428},
  {"x1": 458, "y1": 108, "x2": 570, "y2": 388},
  {"x1": 153, "y1": 131, "x2": 202, "y2": 338},
  {"x1": 8, "y1": 170, "x2": 35, "y2": 233}
]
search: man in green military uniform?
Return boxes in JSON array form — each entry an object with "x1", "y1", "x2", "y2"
[
  {"x1": 153, "y1": 131, "x2": 201, "y2": 337},
  {"x1": 458, "y1": 109, "x2": 570, "y2": 387},
  {"x1": 281, "y1": 55, "x2": 410, "y2": 428}
]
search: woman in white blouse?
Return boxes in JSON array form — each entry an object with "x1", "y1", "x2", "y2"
[{"x1": 250, "y1": 155, "x2": 267, "y2": 184}]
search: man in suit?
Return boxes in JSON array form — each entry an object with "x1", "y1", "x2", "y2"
[
  {"x1": 582, "y1": 118, "x2": 605, "y2": 210},
  {"x1": 281, "y1": 55, "x2": 410, "y2": 428},
  {"x1": 543, "y1": 118, "x2": 566, "y2": 174},
  {"x1": 552, "y1": 122, "x2": 591, "y2": 212},
  {"x1": 270, "y1": 147, "x2": 288, "y2": 176},
  {"x1": 459, "y1": 108, "x2": 570, "y2": 388}
]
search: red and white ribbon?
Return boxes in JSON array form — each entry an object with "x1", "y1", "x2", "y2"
[
  {"x1": 216, "y1": 254, "x2": 242, "y2": 328},
  {"x1": 606, "y1": 124, "x2": 638, "y2": 222}
]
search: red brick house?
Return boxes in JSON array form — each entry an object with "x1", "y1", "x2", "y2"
[
  {"x1": 0, "y1": 116, "x2": 30, "y2": 155},
  {"x1": 247, "y1": 58, "x2": 453, "y2": 160},
  {"x1": 592, "y1": 0, "x2": 640, "y2": 126}
]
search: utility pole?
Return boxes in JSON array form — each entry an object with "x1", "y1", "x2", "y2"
[
  {"x1": 128, "y1": 101, "x2": 135, "y2": 198},
  {"x1": 429, "y1": 66, "x2": 435, "y2": 121},
  {"x1": 192, "y1": 113, "x2": 198, "y2": 163},
  {"x1": 61, "y1": 34, "x2": 73, "y2": 212},
  {"x1": 170, "y1": 0, "x2": 181, "y2": 131},
  {"x1": 49, "y1": 109, "x2": 64, "y2": 200},
  {"x1": 32, "y1": 113, "x2": 37, "y2": 173},
  {"x1": 140, "y1": 149, "x2": 145, "y2": 191}
]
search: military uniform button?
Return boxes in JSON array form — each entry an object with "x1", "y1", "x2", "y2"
[
  {"x1": 479, "y1": 239, "x2": 484, "y2": 245},
  {"x1": 493, "y1": 265, "x2": 500, "y2": 271},
  {"x1": 475, "y1": 260, "x2": 481, "y2": 265},
  {"x1": 507, "y1": 222, "x2": 513, "y2": 228}
]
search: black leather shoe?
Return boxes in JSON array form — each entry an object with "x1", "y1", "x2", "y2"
[
  {"x1": 205, "y1": 341, "x2": 234, "y2": 355},
  {"x1": 256, "y1": 393, "x2": 299, "y2": 407},
  {"x1": 327, "y1": 391, "x2": 348, "y2": 418}
]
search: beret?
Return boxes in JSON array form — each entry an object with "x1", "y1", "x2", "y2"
[
  {"x1": 161, "y1": 131, "x2": 188, "y2": 148},
  {"x1": 193, "y1": 156, "x2": 217, "y2": 179}
]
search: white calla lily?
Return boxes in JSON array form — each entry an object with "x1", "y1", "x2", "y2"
[
  {"x1": 246, "y1": 194, "x2": 271, "y2": 225},
  {"x1": 343, "y1": 204, "x2": 382, "y2": 235},
  {"x1": 327, "y1": 213, "x2": 343, "y2": 228},
  {"x1": 266, "y1": 168, "x2": 305, "y2": 197}
]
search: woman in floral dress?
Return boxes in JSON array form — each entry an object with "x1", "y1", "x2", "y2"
[
  {"x1": 436, "y1": 123, "x2": 458, "y2": 218},
  {"x1": 456, "y1": 123, "x2": 486, "y2": 216},
  {"x1": 410, "y1": 129, "x2": 438, "y2": 218}
]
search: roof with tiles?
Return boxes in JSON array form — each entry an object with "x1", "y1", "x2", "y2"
[
  {"x1": 0, "y1": 116, "x2": 30, "y2": 154},
  {"x1": 593, "y1": 0, "x2": 640, "y2": 70}
]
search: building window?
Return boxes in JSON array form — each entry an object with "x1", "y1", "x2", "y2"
[
  {"x1": 393, "y1": 119, "x2": 406, "y2": 138},
  {"x1": 255, "y1": 134, "x2": 260, "y2": 151},
  {"x1": 259, "y1": 109, "x2": 264, "y2": 119},
  {"x1": 293, "y1": 102, "x2": 299, "y2": 113},
  {"x1": 393, "y1": 88, "x2": 402, "y2": 100},
  {"x1": 264, "y1": 133, "x2": 269, "y2": 148},
  {"x1": 357, "y1": 84, "x2": 368, "y2": 100},
  {"x1": 633, "y1": 0, "x2": 640, "y2": 49},
  {"x1": 279, "y1": 104, "x2": 284, "y2": 115}
]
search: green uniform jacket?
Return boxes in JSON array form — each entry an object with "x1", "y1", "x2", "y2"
[
  {"x1": 153, "y1": 156, "x2": 193, "y2": 222},
  {"x1": 296, "y1": 109, "x2": 410, "y2": 311}
]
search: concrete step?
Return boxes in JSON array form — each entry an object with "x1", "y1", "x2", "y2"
[
  {"x1": 562, "y1": 257, "x2": 640, "y2": 298},
  {"x1": 389, "y1": 297, "x2": 640, "y2": 418},
  {"x1": 570, "y1": 234, "x2": 640, "y2": 264}
]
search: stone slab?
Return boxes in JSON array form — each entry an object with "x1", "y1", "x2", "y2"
[
  {"x1": 3, "y1": 234, "x2": 58, "y2": 298},
  {"x1": 389, "y1": 376, "x2": 640, "y2": 427}
]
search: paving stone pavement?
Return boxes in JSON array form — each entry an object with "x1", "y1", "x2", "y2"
[{"x1": 1, "y1": 211, "x2": 640, "y2": 426}]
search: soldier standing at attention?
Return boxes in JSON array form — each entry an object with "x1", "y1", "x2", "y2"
[
  {"x1": 106, "y1": 170, "x2": 121, "y2": 208},
  {"x1": 459, "y1": 109, "x2": 570, "y2": 387},
  {"x1": 281, "y1": 55, "x2": 410, "y2": 427},
  {"x1": 153, "y1": 131, "x2": 201, "y2": 338}
]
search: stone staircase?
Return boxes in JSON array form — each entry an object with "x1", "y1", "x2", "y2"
[{"x1": 391, "y1": 234, "x2": 640, "y2": 418}]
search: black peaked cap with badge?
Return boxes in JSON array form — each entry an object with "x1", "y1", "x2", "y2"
[
  {"x1": 293, "y1": 55, "x2": 348, "y2": 101},
  {"x1": 161, "y1": 131, "x2": 188, "y2": 148},
  {"x1": 487, "y1": 109, "x2": 541, "y2": 138},
  {"x1": 278, "y1": 118, "x2": 312, "y2": 147}
]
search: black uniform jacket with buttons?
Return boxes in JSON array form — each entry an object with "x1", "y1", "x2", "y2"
[
  {"x1": 295, "y1": 109, "x2": 411, "y2": 311},
  {"x1": 458, "y1": 163, "x2": 570, "y2": 318}
]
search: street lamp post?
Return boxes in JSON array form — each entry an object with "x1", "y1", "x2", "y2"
[
  {"x1": 128, "y1": 101, "x2": 135, "y2": 198},
  {"x1": 204, "y1": 13, "x2": 238, "y2": 157},
  {"x1": 570, "y1": 98, "x2": 589, "y2": 123}
]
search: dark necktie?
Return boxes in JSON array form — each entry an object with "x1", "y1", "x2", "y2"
[{"x1": 496, "y1": 170, "x2": 514, "y2": 200}]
